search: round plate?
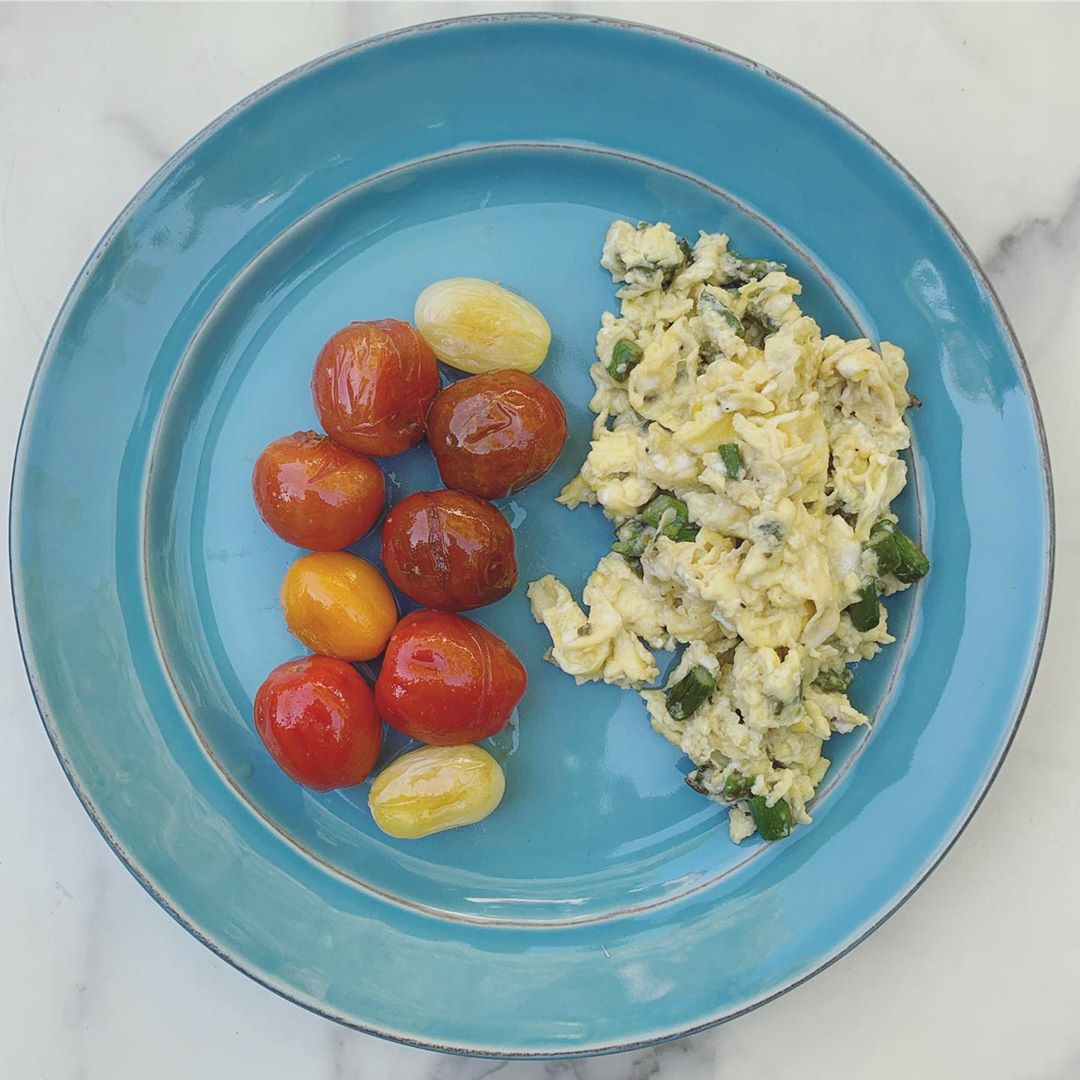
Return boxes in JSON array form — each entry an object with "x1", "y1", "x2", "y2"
[{"x1": 11, "y1": 14, "x2": 1052, "y2": 1057}]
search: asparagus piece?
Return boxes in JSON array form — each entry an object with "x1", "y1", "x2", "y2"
[
  {"x1": 606, "y1": 338, "x2": 643, "y2": 382},
  {"x1": 848, "y1": 581, "x2": 881, "y2": 632},
  {"x1": 718, "y1": 443, "x2": 744, "y2": 480},
  {"x1": 750, "y1": 795, "x2": 793, "y2": 840},
  {"x1": 665, "y1": 665, "x2": 716, "y2": 721}
]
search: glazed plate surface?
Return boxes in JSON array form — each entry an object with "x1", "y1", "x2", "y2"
[{"x1": 11, "y1": 15, "x2": 1052, "y2": 1056}]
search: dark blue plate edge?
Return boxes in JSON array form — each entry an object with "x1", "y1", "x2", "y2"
[{"x1": 7, "y1": 11, "x2": 1055, "y2": 1060}]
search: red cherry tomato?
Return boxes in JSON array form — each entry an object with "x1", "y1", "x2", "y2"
[
  {"x1": 252, "y1": 431, "x2": 385, "y2": 550},
  {"x1": 426, "y1": 370, "x2": 568, "y2": 499},
  {"x1": 311, "y1": 319, "x2": 440, "y2": 457},
  {"x1": 254, "y1": 655, "x2": 382, "y2": 790},
  {"x1": 381, "y1": 490, "x2": 517, "y2": 611},
  {"x1": 375, "y1": 610, "x2": 527, "y2": 745}
]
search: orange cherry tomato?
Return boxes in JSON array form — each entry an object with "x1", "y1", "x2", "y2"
[
  {"x1": 426, "y1": 370, "x2": 568, "y2": 499},
  {"x1": 281, "y1": 551, "x2": 397, "y2": 661},
  {"x1": 254, "y1": 655, "x2": 382, "y2": 790},
  {"x1": 381, "y1": 489, "x2": 517, "y2": 611},
  {"x1": 252, "y1": 431, "x2": 385, "y2": 551},
  {"x1": 375, "y1": 609, "x2": 527, "y2": 745},
  {"x1": 311, "y1": 319, "x2": 440, "y2": 457}
]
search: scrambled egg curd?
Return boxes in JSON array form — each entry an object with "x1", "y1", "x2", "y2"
[{"x1": 528, "y1": 220, "x2": 930, "y2": 843}]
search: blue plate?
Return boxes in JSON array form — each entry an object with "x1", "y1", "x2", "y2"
[{"x1": 11, "y1": 14, "x2": 1052, "y2": 1057}]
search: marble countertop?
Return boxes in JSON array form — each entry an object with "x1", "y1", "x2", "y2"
[{"x1": 2, "y1": 3, "x2": 1077, "y2": 1077}]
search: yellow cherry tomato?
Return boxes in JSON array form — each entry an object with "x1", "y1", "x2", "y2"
[
  {"x1": 281, "y1": 551, "x2": 397, "y2": 661},
  {"x1": 368, "y1": 744, "x2": 506, "y2": 839},
  {"x1": 413, "y1": 277, "x2": 551, "y2": 374}
]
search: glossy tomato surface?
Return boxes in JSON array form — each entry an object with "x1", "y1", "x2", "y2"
[
  {"x1": 381, "y1": 489, "x2": 517, "y2": 611},
  {"x1": 375, "y1": 609, "x2": 527, "y2": 745},
  {"x1": 252, "y1": 431, "x2": 385, "y2": 550},
  {"x1": 311, "y1": 319, "x2": 439, "y2": 457},
  {"x1": 254, "y1": 655, "x2": 382, "y2": 790},
  {"x1": 281, "y1": 551, "x2": 398, "y2": 661},
  {"x1": 427, "y1": 369, "x2": 567, "y2": 499}
]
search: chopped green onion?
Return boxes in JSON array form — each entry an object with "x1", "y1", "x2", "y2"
[
  {"x1": 718, "y1": 443, "x2": 744, "y2": 480},
  {"x1": 607, "y1": 338, "x2": 643, "y2": 382},
  {"x1": 848, "y1": 581, "x2": 881, "y2": 632},
  {"x1": 749, "y1": 795, "x2": 793, "y2": 840},
  {"x1": 722, "y1": 771, "x2": 753, "y2": 801},
  {"x1": 641, "y1": 493, "x2": 688, "y2": 529},
  {"x1": 677, "y1": 237, "x2": 694, "y2": 264},
  {"x1": 812, "y1": 667, "x2": 853, "y2": 693},
  {"x1": 665, "y1": 665, "x2": 716, "y2": 721}
]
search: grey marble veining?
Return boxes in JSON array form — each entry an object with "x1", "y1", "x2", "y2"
[{"x1": 2, "y1": 4, "x2": 1078, "y2": 1079}]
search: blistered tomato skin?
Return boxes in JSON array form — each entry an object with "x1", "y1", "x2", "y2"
[
  {"x1": 254, "y1": 655, "x2": 382, "y2": 790},
  {"x1": 427, "y1": 370, "x2": 568, "y2": 499},
  {"x1": 381, "y1": 490, "x2": 517, "y2": 611},
  {"x1": 368, "y1": 744, "x2": 506, "y2": 839},
  {"x1": 281, "y1": 551, "x2": 398, "y2": 661},
  {"x1": 375, "y1": 610, "x2": 527, "y2": 745},
  {"x1": 252, "y1": 431, "x2": 385, "y2": 550},
  {"x1": 311, "y1": 319, "x2": 440, "y2": 457}
]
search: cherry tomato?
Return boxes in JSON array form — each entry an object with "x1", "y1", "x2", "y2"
[
  {"x1": 254, "y1": 655, "x2": 382, "y2": 790},
  {"x1": 311, "y1": 319, "x2": 440, "y2": 457},
  {"x1": 252, "y1": 431, "x2": 385, "y2": 551},
  {"x1": 368, "y1": 745, "x2": 506, "y2": 839},
  {"x1": 375, "y1": 610, "x2": 527, "y2": 745},
  {"x1": 381, "y1": 490, "x2": 517, "y2": 611},
  {"x1": 426, "y1": 370, "x2": 568, "y2": 499},
  {"x1": 281, "y1": 551, "x2": 397, "y2": 661}
]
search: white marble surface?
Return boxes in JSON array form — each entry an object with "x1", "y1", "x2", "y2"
[{"x1": 2, "y1": 2, "x2": 1077, "y2": 1077}]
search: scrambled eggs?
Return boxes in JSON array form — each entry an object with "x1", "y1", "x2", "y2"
[{"x1": 528, "y1": 220, "x2": 929, "y2": 842}]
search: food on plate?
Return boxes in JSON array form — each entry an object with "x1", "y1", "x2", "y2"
[
  {"x1": 426, "y1": 370, "x2": 568, "y2": 499},
  {"x1": 375, "y1": 609, "x2": 527, "y2": 745},
  {"x1": 311, "y1": 318, "x2": 439, "y2": 457},
  {"x1": 252, "y1": 284, "x2": 570, "y2": 837},
  {"x1": 252, "y1": 430, "x2": 385, "y2": 550},
  {"x1": 414, "y1": 277, "x2": 551, "y2": 374},
  {"x1": 254, "y1": 655, "x2": 381, "y2": 790},
  {"x1": 368, "y1": 744, "x2": 506, "y2": 839},
  {"x1": 281, "y1": 551, "x2": 397, "y2": 661},
  {"x1": 529, "y1": 219, "x2": 931, "y2": 843},
  {"x1": 381, "y1": 489, "x2": 517, "y2": 610}
]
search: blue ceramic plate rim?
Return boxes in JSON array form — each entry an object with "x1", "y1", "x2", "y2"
[{"x1": 10, "y1": 12, "x2": 1054, "y2": 1057}]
